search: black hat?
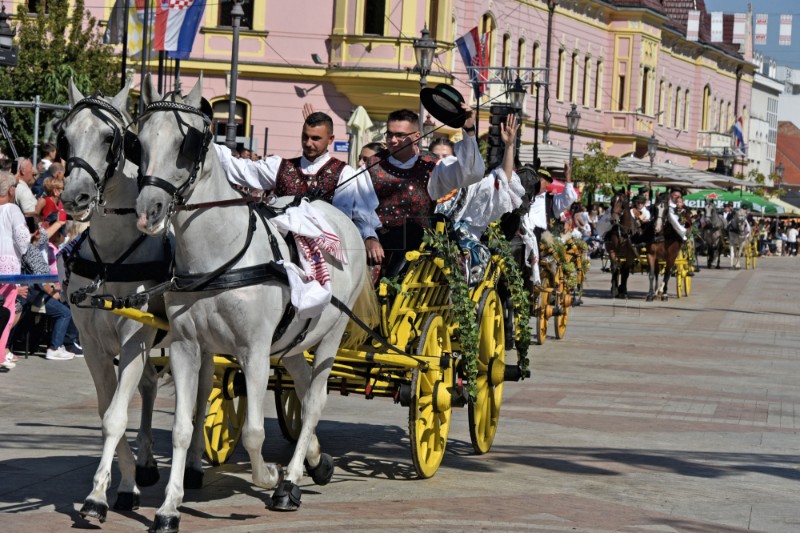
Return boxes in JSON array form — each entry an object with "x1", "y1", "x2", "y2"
[
  {"x1": 633, "y1": 195, "x2": 646, "y2": 204},
  {"x1": 420, "y1": 84, "x2": 467, "y2": 129}
]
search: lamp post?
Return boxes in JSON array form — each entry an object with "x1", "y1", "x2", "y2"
[
  {"x1": 647, "y1": 133, "x2": 659, "y2": 168},
  {"x1": 508, "y1": 77, "x2": 526, "y2": 162},
  {"x1": 774, "y1": 162, "x2": 784, "y2": 235},
  {"x1": 566, "y1": 103, "x2": 581, "y2": 165},
  {"x1": 722, "y1": 147, "x2": 734, "y2": 177},
  {"x1": 533, "y1": 81, "x2": 544, "y2": 168},
  {"x1": 543, "y1": 0, "x2": 557, "y2": 143},
  {"x1": 225, "y1": 0, "x2": 244, "y2": 151},
  {"x1": 413, "y1": 25, "x2": 436, "y2": 133},
  {"x1": 0, "y1": 3, "x2": 19, "y2": 67}
]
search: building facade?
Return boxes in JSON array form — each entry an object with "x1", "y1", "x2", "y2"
[
  {"x1": 747, "y1": 72, "x2": 782, "y2": 181},
  {"x1": 10, "y1": 0, "x2": 753, "y2": 173}
]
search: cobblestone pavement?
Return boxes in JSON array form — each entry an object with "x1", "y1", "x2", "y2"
[{"x1": 1, "y1": 257, "x2": 799, "y2": 532}]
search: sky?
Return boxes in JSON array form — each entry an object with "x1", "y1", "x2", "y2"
[{"x1": 705, "y1": 0, "x2": 800, "y2": 68}]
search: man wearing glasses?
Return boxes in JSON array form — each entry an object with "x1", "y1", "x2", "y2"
[{"x1": 363, "y1": 106, "x2": 484, "y2": 274}]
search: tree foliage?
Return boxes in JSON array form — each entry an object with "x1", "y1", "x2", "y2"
[
  {"x1": 0, "y1": 0, "x2": 120, "y2": 156},
  {"x1": 743, "y1": 167, "x2": 786, "y2": 199},
  {"x1": 571, "y1": 141, "x2": 627, "y2": 205}
]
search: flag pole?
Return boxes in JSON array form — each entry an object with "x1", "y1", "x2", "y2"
[
  {"x1": 120, "y1": 0, "x2": 130, "y2": 90},
  {"x1": 157, "y1": 50, "x2": 165, "y2": 94},
  {"x1": 139, "y1": 0, "x2": 151, "y2": 116}
]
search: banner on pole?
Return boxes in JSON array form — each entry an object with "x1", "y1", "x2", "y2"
[
  {"x1": 710, "y1": 12, "x2": 724, "y2": 42},
  {"x1": 755, "y1": 14, "x2": 768, "y2": 45},
  {"x1": 733, "y1": 13, "x2": 746, "y2": 44},
  {"x1": 456, "y1": 27, "x2": 490, "y2": 99},
  {"x1": 780, "y1": 15, "x2": 792, "y2": 46},
  {"x1": 154, "y1": 0, "x2": 207, "y2": 60},
  {"x1": 687, "y1": 10, "x2": 700, "y2": 42}
]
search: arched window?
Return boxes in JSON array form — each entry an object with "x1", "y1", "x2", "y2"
[
  {"x1": 666, "y1": 83, "x2": 673, "y2": 126},
  {"x1": 531, "y1": 42, "x2": 541, "y2": 95},
  {"x1": 673, "y1": 86, "x2": 681, "y2": 128},
  {"x1": 594, "y1": 59, "x2": 603, "y2": 109},
  {"x1": 658, "y1": 80, "x2": 665, "y2": 125},
  {"x1": 701, "y1": 85, "x2": 711, "y2": 130},
  {"x1": 570, "y1": 52, "x2": 579, "y2": 103},
  {"x1": 211, "y1": 98, "x2": 251, "y2": 146},
  {"x1": 557, "y1": 48, "x2": 566, "y2": 100},
  {"x1": 582, "y1": 56, "x2": 592, "y2": 107},
  {"x1": 428, "y1": 0, "x2": 441, "y2": 40},
  {"x1": 480, "y1": 13, "x2": 496, "y2": 66},
  {"x1": 517, "y1": 38, "x2": 526, "y2": 68},
  {"x1": 683, "y1": 89, "x2": 690, "y2": 130},
  {"x1": 502, "y1": 34, "x2": 511, "y2": 67}
]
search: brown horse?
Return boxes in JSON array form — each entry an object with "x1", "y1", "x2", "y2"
[
  {"x1": 604, "y1": 190, "x2": 638, "y2": 298},
  {"x1": 645, "y1": 194, "x2": 682, "y2": 301}
]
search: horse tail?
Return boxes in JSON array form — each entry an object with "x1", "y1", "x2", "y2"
[{"x1": 340, "y1": 265, "x2": 380, "y2": 350}]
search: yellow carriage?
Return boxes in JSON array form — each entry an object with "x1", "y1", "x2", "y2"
[
  {"x1": 533, "y1": 236, "x2": 587, "y2": 345},
  {"x1": 104, "y1": 222, "x2": 531, "y2": 477}
]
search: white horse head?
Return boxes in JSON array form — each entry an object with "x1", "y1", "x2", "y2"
[
  {"x1": 135, "y1": 73, "x2": 209, "y2": 235},
  {"x1": 60, "y1": 77, "x2": 135, "y2": 219}
]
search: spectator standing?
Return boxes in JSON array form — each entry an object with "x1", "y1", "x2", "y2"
[
  {"x1": 39, "y1": 143, "x2": 57, "y2": 172},
  {"x1": 0, "y1": 171, "x2": 30, "y2": 369},
  {"x1": 14, "y1": 157, "x2": 42, "y2": 217},
  {"x1": 786, "y1": 223, "x2": 798, "y2": 256}
]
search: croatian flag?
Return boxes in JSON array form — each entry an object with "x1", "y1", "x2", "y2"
[
  {"x1": 456, "y1": 27, "x2": 489, "y2": 98},
  {"x1": 733, "y1": 116, "x2": 747, "y2": 154},
  {"x1": 154, "y1": 0, "x2": 206, "y2": 60}
]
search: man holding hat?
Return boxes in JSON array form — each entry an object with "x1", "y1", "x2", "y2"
[{"x1": 364, "y1": 85, "x2": 485, "y2": 275}]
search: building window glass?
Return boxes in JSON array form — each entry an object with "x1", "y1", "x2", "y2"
[
  {"x1": 641, "y1": 67, "x2": 651, "y2": 115},
  {"x1": 617, "y1": 74, "x2": 626, "y2": 111},
  {"x1": 211, "y1": 99, "x2": 250, "y2": 142},
  {"x1": 683, "y1": 90, "x2": 690, "y2": 130},
  {"x1": 595, "y1": 60, "x2": 603, "y2": 110},
  {"x1": 363, "y1": 0, "x2": 386, "y2": 35},
  {"x1": 517, "y1": 39, "x2": 526, "y2": 68},
  {"x1": 673, "y1": 87, "x2": 681, "y2": 128},
  {"x1": 502, "y1": 34, "x2": 511, "y2": 67},
  {"x1": 557, "y1": 49, "x2": 566, "y2": 100},
  {"x1": 702, "y1": 85, "x2": 711, "y2": 130},
  {"x1": 219, "y1": 0, "x2": 254, "y2": 29},
  {"x1": 570, "y1": 52, "x2": 579, "y2": 103},
  {"x1": 480, "y1": 13, "x2": 496, "y2": 66},
  {"x1": 658, "y1": 80, "x2": 665, "y2": 124},
  {"x1": 582, "y1": 57, "x2": 591, "y2": 107},
  {"x1": 428, "y1": 0, "x2": 441, "y2": 39}
]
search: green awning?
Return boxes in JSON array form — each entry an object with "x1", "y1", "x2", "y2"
[{"x1": 683, "y1": 189, "x2": 783, "y2": 214}]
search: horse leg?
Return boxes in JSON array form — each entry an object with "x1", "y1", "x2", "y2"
[
  {"x1": 239, "y1": 347, "x2": 282, "y2": 493},
  {"x1": 80, "y1": 337, "x2": 148, "y2": 521},
  {"x1": 661, "y1": 268, "x2": 672, "y2": 301},
  {"x1": 272, "y1": 320, "x2": 345, "y2": 511},
  {"x1": 184, "y1": 355, "x2": 215, "y2": 490},
  {"x1": 134, "y1": 360, "x2": 160, "y2": 488},
  {"x1": 646, "y1": 260, "x2": 656, "y2": 302},
  {"x1": 152, "y1": 339, "x2": 203, "y2": 533},
  {"x1": 619, "y1": 263, "x2": 629, "y2": 298},
  {"x1": 610, "y1": 260, "x2": 619, "y2": 298}
]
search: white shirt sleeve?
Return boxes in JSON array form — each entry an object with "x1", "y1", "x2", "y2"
[
  {"x1": 427, "y1": 134, "x2": 486, "y2": 200},
  {"x1": 332, "y1": 165, "x2": 381, "y2": 240},
  {"x1": 667, "y1": 207, "x2": 687, "y2": 239},
  {"x1": 552, "y1": 182, "x2": 578, "y2": 217},
  {"x1": 213, "y1": 143, "x2": 280, "y2": 190}
]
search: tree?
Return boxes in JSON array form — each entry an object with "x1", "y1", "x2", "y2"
[
  {"x1": 570, "y1": 141, "x2": 627, "y2": 206},
  {"x1": 0, "y1": 0, "x2": 120, "y2": 157}
]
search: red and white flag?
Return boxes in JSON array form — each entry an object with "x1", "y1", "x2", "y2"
[
  {"x1": 154, "y1": 0, "x2": 206, "y2": 60},
  {"x1": 755, "y1": 14, "x2": 768, "y2": 45},
  {"x1": 780, "y1": 15, "x2": 793, "y2": 46},
  {"x1": 687, "y1": 10, "x2": 701, "y2": 42},
  {"x1": 733, "y1": 13, "x2": 746, "y2": 44}
]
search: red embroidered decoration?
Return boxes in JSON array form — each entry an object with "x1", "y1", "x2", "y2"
[
  {"x1": 275, "y1": 157, "x2": 345, "y2": 202},
  {"x1": 367, "y1": 154, "x2": 438, "y2": 229}
]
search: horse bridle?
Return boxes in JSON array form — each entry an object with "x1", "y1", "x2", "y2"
[
  {"x1": 132, "y1": 98, "x2": 213, "y2": 211},
  {"x1": 57, "y1": 94, "x2": 135, "y2": 208}
]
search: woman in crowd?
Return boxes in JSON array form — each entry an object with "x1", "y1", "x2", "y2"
[{"x1": 0, "y1": 171, "x2": 29, "y2": 370}]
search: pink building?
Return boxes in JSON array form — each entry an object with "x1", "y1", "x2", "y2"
[{"x1": 75, "y1": 0, "x2": 752, "y2": 171}]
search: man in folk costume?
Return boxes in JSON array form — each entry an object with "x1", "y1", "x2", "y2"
[
  {"x1": 364, "y1": 97, "x2": 485, "y2": 275},
  {"x1": 214, "y1": 111, "x2": 382, "y2": 250},
  {"x1": 519, "y1": 164, "x2": 578, "y2": 285}
]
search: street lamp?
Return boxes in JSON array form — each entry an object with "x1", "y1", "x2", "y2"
[
  {"x1": 775, "y1": 162, "x2": 784, "y2": 189},
  {"x1": 414, "y1": 25, "x2": 436, "y2": 132},
  {"x1": 722, "y1": 147, "x2": 734, "y2": 176},
  {"x1": 647, "y1": 133, "x2": 659, "y2": 168},
  {"x1": 566, "y1": 103, "x2": 581, "y2": 165},
  {"x1": 0, "y1": 3, "x2": 19, "y2": 67},
  {"x1": 225, "y1": 0, "x2": 245, "y2": 151},
  {"x1": 508, "y1": 77, "x2": 526, "y2": 111}
]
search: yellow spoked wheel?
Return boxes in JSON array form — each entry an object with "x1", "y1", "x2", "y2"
[
  {"x1": 554, "y1": 292, "x2": 569, "y2": 340},
  {"x1": 275, "y1": 388, "x2": 302, "y2": 443},
  {"x1": 468, "y1": 290, "x2": 505, "y2": 455},
  {"x1": 675, "y1": 268, "x2": 686, "y2": 299},
  {"x1": 409, "y1": 314, "x2": 453, "y2": 479},
  {"x1": 534, "y1": 278, "x2": 550, "y2": 346},
  {"x1": 683, "y1": 269, "x2": 692, "y2": 297},
  {"x1": 204, "y1": 367, "x2": 247, "y2": 465}
]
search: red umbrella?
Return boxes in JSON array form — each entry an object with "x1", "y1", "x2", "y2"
[{"x1": 546, "y1": 179, "x2": 581, "y2": 198}]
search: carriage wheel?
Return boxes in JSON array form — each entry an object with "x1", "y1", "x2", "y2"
[
  {"x1": 683, "y1": 269, "x2": 692, "y2": 297},
  {"x1": 675, "y1": 268, "x2": 685, "y2": 299},
  {"x1": 534, "y1": 279, "x2": 549, "y2": 346},
  {"x1": 275, "y1": 388, "x2": 302, "y2": 443},
  {"x1": 468, "y1": 290, "x2": 505, "y2": 455},
  {"x1": 204, "y1": 368, "x2": 248, "y2": 465},
  {"x1": 554, "y1": 293, "x2": 569, "y2": 340},
  {"x1": 409, "y1": 314, "x2": 453, "y2": 479}
]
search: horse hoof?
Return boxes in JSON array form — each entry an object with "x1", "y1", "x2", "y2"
[
  {"x1": 184, "y1": 466, "x2": 204, "y2": 490},
  {"x1": 136, "y1": 464, "x2": 160, "y2": 487},
  {"x1": 150, "y1": 514, "x2": 180, "y2": 533},
  {"x1": 661, "y1": 295, "x2": 669, "y2": 301},
  {"x1": 646, "y1": 294, "x2": 654, "y2": 302},
  {"x1": 113, "y1": 491, "x2": 140, "y2": 511},
  {"x1": 305, "y1": 453, "x2": 334, "y2": 486},
  {"x1": 271, "y1": 480, "x2": 302, "y2": 511},
  {"x1": 79, "y1": 499, "x2": 108, "y2": 523}
]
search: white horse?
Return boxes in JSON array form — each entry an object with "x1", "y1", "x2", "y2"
[
  {"x1": 727, "y1": 208, "x2": 750, "y2": 269},
  {"x1": 59, "y1": 80, "x2": 208, "y2": 523},
  {"x1": 133, "y1": 75, "x2": 372, "y2": 531}
]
